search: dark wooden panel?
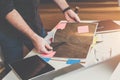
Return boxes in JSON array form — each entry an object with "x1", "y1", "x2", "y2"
[{"x1": 40, "y1": 0, "x2": 116, "y2": 4}]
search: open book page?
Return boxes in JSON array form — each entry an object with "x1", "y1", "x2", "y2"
[
  {"x1": 53, "y1": 22, "x2": 97, "y2": 58},
  {"x1": 85, "y1": 20, "x2": 120, "y2": 66}
]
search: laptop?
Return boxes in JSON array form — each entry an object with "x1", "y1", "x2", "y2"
[
  {"x1": 53, "y1": 55, "x2": 120, "y2": 80},
  {"x1": 109, "y1": 62, "x2": 120, "y2": 80}
]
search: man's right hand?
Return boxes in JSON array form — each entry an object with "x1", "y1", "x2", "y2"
[{"x1": 32, "y1": 34, "x2": 53, "y2": 54}]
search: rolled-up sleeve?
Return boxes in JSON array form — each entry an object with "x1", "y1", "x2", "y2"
[{"x1": 0, "y1": 0, "x2": 14, "y2": 18}]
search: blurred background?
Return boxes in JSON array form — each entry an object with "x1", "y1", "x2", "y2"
[{"x1": 38, "y1": 0, "x2": 120, "y2": 31}]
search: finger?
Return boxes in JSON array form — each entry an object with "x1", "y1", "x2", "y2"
[
  {"x1": 45, "y1": 44, "x2": 53, "y2": 51},
  {"x1": 68, "y1": 19, "x2": 75, "y2": 23},
  {"x1": 75, "y1": 16, "x2": 81, "y2": 23},
  {"x1": 41, "y1": 46, "x2": 52, "y2": 54},
  {"x1": 73, "y1": 14, "x2": 80, "y2": 22}
]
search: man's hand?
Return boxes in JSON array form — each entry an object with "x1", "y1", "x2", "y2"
[
  {"x1": 53, "y1": 0, "x2": 80, "y2": 22},
  {"x1": 32, "y1": 34, "x2": 53, "y2": 54},
  {"x1": 64, "y1": 9, "x2": 80, "y2": 22}
]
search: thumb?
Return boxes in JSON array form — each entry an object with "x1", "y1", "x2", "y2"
[{"x1": 45, "y1": 43, "x2": 53, "y2": 51}]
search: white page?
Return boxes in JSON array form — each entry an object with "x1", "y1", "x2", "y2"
[{"x1": 85, "y1": 31, "x2": 120, "y2": 66}]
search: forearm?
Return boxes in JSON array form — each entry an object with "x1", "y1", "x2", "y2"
[
  {"x1": 53, "y1": 0, "x2": 69, "y2": 11},
  {"x1": 6, "y1": 9, "x2": 39, "y2": 41}
]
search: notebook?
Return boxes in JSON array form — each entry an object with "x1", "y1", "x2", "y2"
[
  {"x1": 9, "y1": 55, "x2": 55, "y2": 80},
  {"x1": 52, "y1": 22, "x2": 97, "y2": 58},
  {"x1": 96, "y1": 20, "x2": 120, "y2": 33}
]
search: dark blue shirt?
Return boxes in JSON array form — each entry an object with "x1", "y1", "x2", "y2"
[{"x1": 0, "y1": 0, "x2": 44, "y2": 37}]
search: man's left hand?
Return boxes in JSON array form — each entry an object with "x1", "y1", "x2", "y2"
[{"x1": 64, "y1": 9, "x2": 80, "y2": 22}]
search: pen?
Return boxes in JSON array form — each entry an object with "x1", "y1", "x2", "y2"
[{"x1": 74, "y1": 6, "x2": 79, "y2": 14}]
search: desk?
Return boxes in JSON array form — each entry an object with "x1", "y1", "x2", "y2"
[{"x1": 3, "y1": 20, "x2": 120, "y2": 80}]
